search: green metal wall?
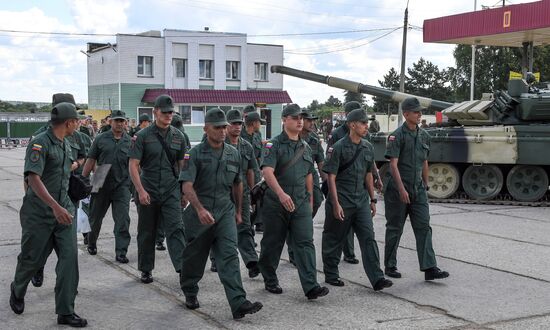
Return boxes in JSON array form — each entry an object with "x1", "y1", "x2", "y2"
[
  {"x1": 120, "y1": 83, "x2": 164, "y2": 119},
  {"x1": 0, "y1": 122, "x2": 48, "y2": 138}
]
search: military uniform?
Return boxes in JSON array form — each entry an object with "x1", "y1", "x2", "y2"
[
  {"x1": 129, "y1": 116, "x2": 187, "y2": 275},
  {"x1": 179, "y1": 109, "x2": 253, "y2": 315},
  {"x1": 258, "y1": 105, "x2": 326, "y2": 297},
  {"x1": 11, "y1": 103, "x2": 83, "y2": 323},
  {"x1": 383, "y1": 97, "x2": 448, "y2": 280},
  {"x1": 322, "y1": 109, "x2": 389, "y2": 289},
  {"x1": 87, "y1": 111, "x2": 132, "y2": 259}
]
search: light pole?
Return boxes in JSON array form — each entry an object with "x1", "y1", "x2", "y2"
[{"x1": 398, "y1": 0, "x2": 409, "y2": 126}]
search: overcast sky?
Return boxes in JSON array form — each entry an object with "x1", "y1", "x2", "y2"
[{"x1": 0, "y1": 0, "x2": 539, "y2": 106}]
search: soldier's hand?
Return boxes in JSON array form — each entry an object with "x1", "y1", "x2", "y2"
[
  {"x1": 399, "y1": 188, "x2": 410, "y2": 204},
  {"x1": 333, "y1": 203, "x2": 345, "y2": 221},
  {"x1": 375, "y1": 178, "x2": 383, "y2": 192},
  {"x1": 181, "y1": 195, "x2": 189, "y2": 208},
  {"x1": 235, "y1": 212, "x2": 242, "y2": 225},
  {"x1": 198, "y1": 208, "x2": 215, "y2": 225},
  {"x1": 370, "y1": 202, "x2": 377, "y2": 217},
  {"x1": 138, "y1": 189, "x2": 151, "y2": 205},
  {"x1": 278, "y1": 192, "x2": 295, "y2": 212},
  {"x1": 70, "y1": 161, "x2": 79, "y2": 172},
  {"x1": 53, "y1": 205, "x2": 73, "y2": 225}
]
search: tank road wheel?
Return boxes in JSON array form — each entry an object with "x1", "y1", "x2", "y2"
[
  {"x1": 462, "y1": 165, "x2": 503, "y2": 200},
  {"x1": 506, "y1": 165, "x2": 549, "y2": 202},
  {"x1": 427, "y1": 163, "x2": 460, "y2": 199}
]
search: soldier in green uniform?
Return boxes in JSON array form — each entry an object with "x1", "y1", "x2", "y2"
[
  {"x1": 179, "y1": 108, "x2": 263, "y2": 319},
  {"x1": 258, "y1": 104, "x2": 329, "y2": 300},
  {"x1": 383, "y1": 97, "x2": 449, "y2": 281},
  {"x1": 10, "y1": 102, "x2": 88, "y2": 327},
  {"x1": 129, "y1": 95, "x2": 187, "y2": 284},
  {"x1": 99, "y1": 114, "x2": 111, "y2": 133},
  {"x1": 82, "y1": 110, "x2": 132, "y2": 263},
  {"x1": 322, "y1": 109, "x2": 393, "y2": 291},
  {"x1": 130, "y1": 114, "x2": 151, "y2": 137},
  {"x1": 287, "y1": 109, "x2": 325, "y2": 265},
  {"x1": 325, "y1": 101, "x2": 364, "y2": 265},
  {"x1": 209, "y1": 109, "x2": 260, "y2": 278}
]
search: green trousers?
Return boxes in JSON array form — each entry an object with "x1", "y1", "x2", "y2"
[
  {"x1": 384, "y1": 185, "x2": 437, "y2": 270},
  {"x1": 136, "y1": 189, "x2": 186, "y2": 272},
  {"x1": 342, "y1": 229, "x2": 356, "y2": 259},
  {"x1": 88, "y1": 185, "x2": 131, "y2": 257},
  {"x1": 134, "y1": 194, "x2": 164, "y2": 245},
  {"x1": 258, "y1": 194, "x2": 318, "y2": 294},
  {"x1": 180, "y1": 205, "x2": 247, "y2": 313},
  {"x1": 211, "y1": 194, "x2": 258, "y2": 268},
  {"x1": 322, "y1": 201, "x2": 384, "y2": 286},
  {"x1": 13, "y1": 196, "x2": 78, "y2": 315}
]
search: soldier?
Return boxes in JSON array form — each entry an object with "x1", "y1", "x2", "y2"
[
  {"x1": 128, "y1": 95, "x2": 187, "y2": 283},
  {"x1": 209, "y1": 109, "x2": 260, "y2": 277},
  {"x1": 179, "y1": 108, "x2": 263, "y2": 319},
  {"x1": 369, "y1": 115, "x2": 380, "y2": 133},
  {"x1": 322, "y1": 109, "x2": 393, "y2": 291},
  {"x1": 325, "y1": 101, "x2": 364, "y2": 265},
  {"x1": 242, "y1": 106, "x2": 265, "y2": 232},
  {"x1": 258, "y1": 104, "x2": 329, "y2": 300},
  {"x1": 130, "y1": 114, "x2": 151, "y2": 137},
  {"x1": 99, "y1": 115, "x2": 111, "y2": 133},
  {"x1": 82, "y1": 110, "x2": 132, "y2": 263},
  {"x1": 383, "y1": 97, "x2": 449, "y2": 281},
  {"x1": 10, "y1": 102, "x2": 87, "y2": 327}
]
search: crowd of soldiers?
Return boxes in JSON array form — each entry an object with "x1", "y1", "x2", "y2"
[{"x1": 9, "y1": 92, "x2": 449, "y2": 327}]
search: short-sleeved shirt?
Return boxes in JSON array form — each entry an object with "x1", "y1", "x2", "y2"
[
  {"x1": 179, "y1": 141, "x2": 241, "y2": 216},
  {"x1": 241, "y1": 129, "x2": 263, "y2": 162},
  {"x1": 384, "y1": 123, "x2": 430, "y2": 191},
  {"x1": 227, "y1": 137, "x2": 258, "y2": 193},
  {"x1": 326, "y1": 125, "x2": 349, "y2": 151},
  {"x1": 66, "y1": 130, "x2": 90, "y2": 175},
  {"x1": 323, "y1": 135, "x2": 374, "y2": 208},
  {"x1": 88, "y1": 130, "x2": 132, "y2": 190},
  {"x1": 304, "y1": 132, "x2": 325, "y2": 188},
  {"x1": 24, "y1": 128, "x2": 74, "y2": 212},
  {"x1": 261, "y1": 131, "x2": 315, "y2": 203},
  {"x1": 129, "y1": 124, "x2": 186, "y2": 200}
]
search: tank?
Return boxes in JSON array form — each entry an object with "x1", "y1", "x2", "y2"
[{"x1": 271, "y1": 65, "x2": 550, "y2": 203}]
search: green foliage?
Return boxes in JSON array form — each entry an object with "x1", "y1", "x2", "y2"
[
  {"x1": 344, "y1": 90, "x2": 364, "y2": 105},
  {"x1": 315, "y1": 105, "x2": 340, "y2": 120},
  {"x1": 324, "y1": 95, "x2": 342, "y2": 108}
]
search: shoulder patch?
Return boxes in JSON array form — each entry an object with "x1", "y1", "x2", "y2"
[
  {"x1": 388, "y1": 135, "x2": 396, "y2": 141},
  {"x1": 265, "y1": 141, "x2": 273, "y2": 149},
  {"x1": 30, "y1": 150, "x2": 41, "y2": 162}
]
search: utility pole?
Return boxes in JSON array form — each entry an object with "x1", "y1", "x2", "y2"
[
  {"x1": 398, "y1": 0, "x2": 409, "y2": 126},
  {"x1": 470, "y1": 0, "x2": 477, "y2": 101}
]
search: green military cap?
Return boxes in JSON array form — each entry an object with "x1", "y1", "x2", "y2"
[
  {"x1": 227, "y1": 109, "x2": 243, "y2": 124},
  {"x1": 343, "y1": 101, "x2": 362, "y2": 114},
  {"x1": 139, "y1": 114, "x2": 151, "y2": 122},
  {"x1": 171, "y1": 113, "x2": 183, "y2": 127},
  {"x1": 282, "y1": 103, "x2": 306, "y2": 117},
  {"x1": 111, "y1": 110, "x2": 127, "y2": 120},
  {"x1": 154, "y1": 94, "x2": 174, "y2": 112},
  {"x1": 302, "y1": 110, "x2": 318, "y2": 120},
  {"x1": 52, "y1": 93, "x2": 81, "y2": 109},
  {"x1": 347, "y1": 108, "x2": 368, "y2": 123},
  {"x1": 370, "y1": 115, "x2": 376, "y2": 120},
  {"x1": 245, "y1": 111, "x2": 266, "y2": 124},
  {"x1": 205, "y1": 108, "x2": 229, "y2": 126},
  {"x1": 51, "y1": 102, "x2": 78, "y2": 121},
  {"x1": 243, "y1": 105, "x2": 256, "y2": 114},
  {"x1": 402, "y1": 97, "x2": 424, "y2": 112}
]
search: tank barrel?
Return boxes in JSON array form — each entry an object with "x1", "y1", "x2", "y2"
[{"x1": 271, "y1": 65, "x2": 454, "y2": 110}]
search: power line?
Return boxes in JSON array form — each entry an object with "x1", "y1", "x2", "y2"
[{"x1": 285, "y1": 27, "x2": 401, "y2": 55}]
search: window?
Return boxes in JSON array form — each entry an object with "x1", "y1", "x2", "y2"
[
  {"x1": 254, "y1": 62, "x2": 268, "y2": 81},
  {"x1": 137, "y1": 56, "x2": 153, "y2": 76},
  {"x1": 192, "y1": 106, "x2": 206, "y2": 123},
  {"x1": 173, "y1": 58, "x2": 186, "y2": 78},
  {"x1": 199, "y1": 60, "x2": 213, "y2": 79},
  {"x1": 179, "y1": 106, "x2": 191, "y2": 124},
  {"x1": 226, "y1": 61, "x2": 240, "y2": 80}
]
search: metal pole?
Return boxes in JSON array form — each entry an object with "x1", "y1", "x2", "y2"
[
  {"x1": 398, "y1": 2, "x2": 409, "y2": 126},
  {"x1": 470, "y1": 0, "x2": 477, "y2": 101},
  {"x1": 528, "y1": 42, "x2": 534, "y2": 73}
]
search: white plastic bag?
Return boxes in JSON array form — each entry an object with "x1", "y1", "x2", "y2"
[{"x1": 76, "y1": 199, "x2": 91, "y2": 233}]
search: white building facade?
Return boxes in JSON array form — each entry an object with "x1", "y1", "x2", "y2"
[{"x1": 87, "y1": 29, "x2": 290, "y2": 140}]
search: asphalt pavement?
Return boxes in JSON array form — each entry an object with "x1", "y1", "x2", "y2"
[{"x1": 1, "y1": 147, "x2": 549, "y2": 329}]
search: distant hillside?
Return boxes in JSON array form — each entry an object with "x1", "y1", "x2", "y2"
[{"x1": 0, "y1": 100, "x2": 88, "y2": 113}]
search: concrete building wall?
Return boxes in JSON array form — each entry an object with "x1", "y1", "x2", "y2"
[
  {"x1": 117, "y1": 34, "x2": 165, "y2": 85},
  {"x1": 87, "y1": 47, "x2": 119, "y2": 86},
  {"x1": 88, "y1": 83, "x2": 119, "y2": 110},
  {"x1": 246, "y1": 44, "x2": 284, "y2": 90}
]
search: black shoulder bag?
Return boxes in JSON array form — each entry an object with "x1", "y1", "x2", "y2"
[
  {"x1": 155, "y1": 133, "x2": 179, "y2": 179},
  {"x1": 321, "y1": 146, "x2": 362, "y2": 197}
]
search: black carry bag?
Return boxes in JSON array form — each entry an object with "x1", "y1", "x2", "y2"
[
  {"x1": 320, "y1": 146, "x2": 362, "y2": 198},
  {"x1": 68, "y1": 173, "x2": 93, "y2": 202}
]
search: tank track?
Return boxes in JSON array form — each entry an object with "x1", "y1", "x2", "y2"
[{"x1": 429, "y1": 191, "x2": 550, "y2": 207}]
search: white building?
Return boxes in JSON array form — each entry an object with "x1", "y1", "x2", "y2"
[{"x1": 86, "y1": 29, "x2": 291, "y2": 140}]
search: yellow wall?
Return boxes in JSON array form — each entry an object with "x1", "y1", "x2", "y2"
[{"x1": 81, "y1": 109, "x2": 112, "y2": 121}]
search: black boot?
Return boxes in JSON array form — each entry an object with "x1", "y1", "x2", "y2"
[
  {"x1": 424, "y1": 267, "x2": 449, "y2": 281},
  {"x1": 140, "y1": 271, "x2": 153, "y2": 284},
  {"x1": 9, "y1": 282, "x2": 24, "y2": 315},
  {"x1": 373, "y1": 278, "x2": 393, "y2": 291},
  {"x1": 385, "y1": 267, "x2": 402, "y2": 278},
  {"x1": 232, "y1": 300, "x2": 263, "y2": 319},
  {"x1": 31, "y1": 267, "x2": 44, "y2": 287},
  {"x1": 185, "y1": 296, "x2": 200, "y2": 310},
  {"x1": 305, "y1": 286, "x2": 329, "y2": 300},
  {"x1": 57, "y1": 313, "x2": 88, "y2": 327}
]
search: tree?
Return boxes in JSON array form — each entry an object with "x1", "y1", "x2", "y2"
[
  {"x1": 324, "y1": 95, "x2": 342, "y2": 108},
  {"x1": 315, "y1": 105, "x2": 340, "y2": 120},
  {"x1": 306, "y1": 99, "x2": 321, "y2": 112},
  {"x1": 373, "y1": 67, "x2": 400, "y2": 113},
  {"x1": 343, "y1": 90, "x2": 364, "y2": 105}
]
